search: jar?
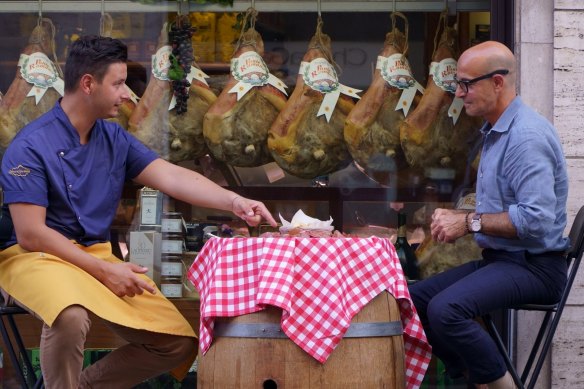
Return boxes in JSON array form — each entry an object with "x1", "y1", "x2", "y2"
[
  {"x1": 162, "y1": 234, "x2": 185, "y2": 255},
  {"x1": 161, "y1": 254, "x2": 184, "y2": 278},
  {"x1": 160, "y1": 276, "x2": 183, "y2": 298},
  {"x1": 162, "y1": 212, "x2": 185, "y2": 234}
]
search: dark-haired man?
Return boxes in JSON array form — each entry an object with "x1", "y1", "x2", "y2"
[
  {"x1": 410, "y1": 41, "x2": 569, "y2": 389},
  {"x1": 0, "y1": 35, "x2": 277, "y2": 388}
]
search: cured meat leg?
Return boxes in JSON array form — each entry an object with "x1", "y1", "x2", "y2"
[
  {"x1": 0, "y1": 19, "x2": 61, "y2": 150},
  {"x1": 129, "y1": 24, "x2": 217, "y2": 163},
  {"x1": 203, "y1": 15, "x2": 287, "y2": 167},
  {"x1": 399, "y1": 14, "x2": 482, "y2": 181},
  {"x1": 344, "y1": 13, "x2": 419, "y2": 185},
  {"x1": 268, "y1": 20, "x2": 355, "y2": 179}
]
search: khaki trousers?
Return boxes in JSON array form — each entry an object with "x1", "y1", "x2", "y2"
[{"x1": 39, "y1": 305, "x2": 196, "y2": 389}]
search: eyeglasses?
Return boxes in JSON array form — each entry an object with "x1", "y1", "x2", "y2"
[{"x1": 453, "y1": 69, "x2": 509, "y2": 93}]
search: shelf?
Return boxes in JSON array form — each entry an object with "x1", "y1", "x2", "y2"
[{"x1": 2, "y1": 1, "x2": 490, "y2": 13}]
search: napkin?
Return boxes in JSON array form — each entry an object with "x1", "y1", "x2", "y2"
[{"x1": 279, "y1": 210, "x2": 334, "y2": 233}]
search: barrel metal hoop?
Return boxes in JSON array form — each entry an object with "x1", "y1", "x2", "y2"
[{"x1": 213, "y1": 321, "x2": 403, "y2": 339}]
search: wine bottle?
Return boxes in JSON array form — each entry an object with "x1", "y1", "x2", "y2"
[{"x1": 394, "y1": 212, "x2": 419, "y2": 281}]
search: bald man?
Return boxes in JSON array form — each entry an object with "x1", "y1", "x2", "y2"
[{"x1": 410, "y1": 41, "x2": 569, "y2": 388}]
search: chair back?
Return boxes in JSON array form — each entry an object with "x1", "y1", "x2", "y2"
[{"x1": 567, "y1": 205, "x2": 584, "y2": 267}]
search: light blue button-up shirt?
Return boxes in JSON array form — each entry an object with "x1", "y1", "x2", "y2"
[{"x1": 474, "y1": 96, "x2": 569, "y2": 254}]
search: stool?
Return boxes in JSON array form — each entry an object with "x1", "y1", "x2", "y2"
[
  {"x1": 0, "y1": 296, "x2": 44, "y2": 389},
  {"x1": 482, "y1": 205, "x2": 584, "y2": 389}
]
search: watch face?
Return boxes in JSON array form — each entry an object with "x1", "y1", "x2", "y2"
[{"x1": 471, "y1": 218, "x2": 481, "y2": 232}]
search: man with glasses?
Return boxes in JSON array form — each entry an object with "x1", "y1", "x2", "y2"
[{"x1": 410, "y1": 41, "x2": 569, "y2": 389}]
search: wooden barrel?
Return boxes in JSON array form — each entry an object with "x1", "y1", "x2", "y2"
[{"x1": 198, "y1": 291, "x2": 405, "y2": 388}]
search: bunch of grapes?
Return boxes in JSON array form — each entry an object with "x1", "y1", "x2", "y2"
[{"x1": 169, "y1": 20, "x2": 195, "y2": 115}]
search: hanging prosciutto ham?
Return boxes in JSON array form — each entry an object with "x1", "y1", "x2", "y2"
[
  {"x1": 344, "y1": 12, "x2": 423, "y2": 185},
  {"x1": 268, "y1": 17, "x2": 360, "y2": 179},
  {"x1": 399, "y1": 12, "x2": 482, "y2": 181},
  {"x1": 0, "y1": 18, "x2": 64, "y2": 150},
  {"x1": 203, "y1": 8, "x2": 288, "y2": 167},
  {"x1": 129, "y1": 21, "x2": 217, "y2": 163}
]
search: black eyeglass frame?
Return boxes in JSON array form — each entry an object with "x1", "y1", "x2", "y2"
[{"x1": 453, "y1": 69, "x2": 509, "y2": 93}]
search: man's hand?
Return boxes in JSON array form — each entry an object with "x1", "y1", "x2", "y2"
[
  {"x1": 431, "y1": 208, "x2": 468, "y2": 243},
  {"x1": 232, "y1": 196, "x2": 278, "y2": 227},
  {"x1": 99, "y1": 262, "x2": 157, "y2": 297}
]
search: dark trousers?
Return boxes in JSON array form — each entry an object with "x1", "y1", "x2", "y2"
[{"x1": 409, "y1": 249, "x2": 567, "y2": 384}]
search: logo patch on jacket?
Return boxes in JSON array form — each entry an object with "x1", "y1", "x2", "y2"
[{"x1": 9, "y1": 165, "x2": 31, "y2": 177}]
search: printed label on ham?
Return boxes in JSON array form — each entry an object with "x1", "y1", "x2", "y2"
[
  {"x1": 18, "y1": 52, "x2": 64, "y2": 104},
  {"x1": 228, "y1": 51, "x2": 288, "y2": 100},
  {"x1": 300, "y1": 58, "x2": 361, "y2": 122},
  {"x1": 430, "y1": 58, "x2": 464, "y2": 125},
  {"x1": 151, "y1": 46, "x2": 172, "y2": 81},
  {"x1": 231, "y1": 51, "x2": 269, "y2": 86},
  {"x1": 301, "y1": 58, "x2": 340, "y2": 93},
  {"x1": 378, "y1": 54, "x2": 416, "y2": 89},
  {"x1": 430, "y1": 58, "x2": 457, "y2": 93}
]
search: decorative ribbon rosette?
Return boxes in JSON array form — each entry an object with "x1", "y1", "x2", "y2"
[
  {"x1": 151, "y1": 45, "x2": 211, "y2": 110},
  {"x1": 300, "y1": 58, "x2": 362, "y2": 122},
  {"x1": 377, "y1": 53, "x2": 424, "y2": 117},
  {"x1": 228, "y1": 51, "x2": 288, "y2": 100},
  {"x1": 430, "y1": 58, "x2": 464, "y2": 125},
  {"x1": 18, "y1": 52, "x2": 64, "y2": 104}
]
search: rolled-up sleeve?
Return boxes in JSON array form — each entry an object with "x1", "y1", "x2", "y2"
[{"x1": 506, "y1": 128, "x2": 558, "y2": 239}]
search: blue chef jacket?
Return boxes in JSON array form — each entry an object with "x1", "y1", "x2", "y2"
[{"x1": 1, "y1": 100, "x2": 158, "y2": 246}]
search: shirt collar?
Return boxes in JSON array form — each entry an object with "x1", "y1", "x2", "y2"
[
  {"x1": 53, "y1": 99, "x2": 95, "y2": 145},
  {"x1": 480, "y1": 96, "x2": 522, "y2": 135}
]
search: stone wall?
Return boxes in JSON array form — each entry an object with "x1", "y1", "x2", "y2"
[
  {"x1": 514, "y1": 1, "x2": 584, "y2": 388},
  {"x1": 552, "y1": 1, "x2": 584, "y2": 388}
]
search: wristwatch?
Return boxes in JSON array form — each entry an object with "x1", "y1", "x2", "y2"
[{"x1": 470, "y1": 213, "x2": 482, "y2": 233}]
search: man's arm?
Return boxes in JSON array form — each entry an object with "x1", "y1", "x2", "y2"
[
  {"x1": 8, "y1": 203, "x2": 157, "y2": 297},
  {"x1": 431, "y1": 208, "x2": 517, "y2": 243},
  {"x1": 134, "y1": 159, "x2": 277, "y2": 227}
]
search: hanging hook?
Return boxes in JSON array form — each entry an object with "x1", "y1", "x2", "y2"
[
  {"x1": 251, "y1": 0, "x2": 255, "y2": 9},
  {"x1": 37, "y1": 0, "x2": 43, "y2": 27},
  {"x1": 393, "y1": 0, "x2": 396, "y2": 13},
  {"x1": 317, "y1": 0, "x2": 322, "y2": 18}
]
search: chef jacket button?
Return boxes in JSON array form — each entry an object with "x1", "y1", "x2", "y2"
[{"x1": 59, "y1": 151, "x2": 65, "y2": 157}]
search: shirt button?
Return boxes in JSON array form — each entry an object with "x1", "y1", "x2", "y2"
[
  {"x1": 59, "y1": 152, "x2": 65, "y2": 157},
  {"x1": 68, "y1": 184, "x2": 72, "y2": 189},
  {"x1": 78, "y1": 217, "x2": 81, "y2": 221}
]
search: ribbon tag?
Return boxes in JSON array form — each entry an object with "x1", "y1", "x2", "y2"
[
  {"x1": 19, "y1": 53, "x2": 64, "y2": 104},
  {"x1": 301, "y1": 58, "x2": 361, "y2": 122},
  {"x1": 430, "y1": 58, "x2": 463, "y2": 124},
  {"x1": 228, "y1": 51, "x2": 288, "y2": 101},
  {"x1": 126, "y1": 84, "x2": 140, "y2": 104},
  {"x1": 376, "y1": 54, "x2": 425, "y2": 117},
  {"x1": 448, "y1": 97, "x2": 464, "y2": 125},
  {"x1": 151, "y1": 45, "x2": 172, "y2": 82}
]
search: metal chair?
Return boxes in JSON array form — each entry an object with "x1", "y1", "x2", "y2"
[
  {"x1": 0, "y1": 296, "x2": 44, "y2": 389},
  {"x1": 482, "y1": 205, "x2": 584, "y2": 389},
  {"x1": 0, "y1": 207, "x2": 44, "y2": 389}
]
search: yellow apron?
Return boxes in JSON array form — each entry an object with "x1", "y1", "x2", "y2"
[{"x1": 0, "y1": 242, "x2": 197, "y2": 380}]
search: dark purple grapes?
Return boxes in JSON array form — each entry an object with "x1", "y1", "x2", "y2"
[{"x1": 169, "y1": 20, "x2": 196, "y2": 115}]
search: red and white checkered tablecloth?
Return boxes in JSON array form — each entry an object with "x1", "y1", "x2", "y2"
[{"x1": 187, "y1": 236, "x2": 432, "y2": 389}]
